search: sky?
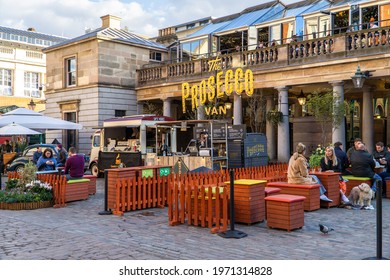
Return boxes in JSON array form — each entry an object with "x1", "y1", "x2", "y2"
[{"x1": 0, "y1": 0, "x2": 299, "y2": 39}]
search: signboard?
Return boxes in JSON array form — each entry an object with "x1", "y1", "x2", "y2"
[
  {"x1": 228, "y1": 124, "x2": 246, "y2": 139},
  {"x1": 212, "y1": 124, "x2": 226, "y2": 139},
  {"x1": 159, "y1": 167, "x2": 171, "y2": 177},
  {"x1": 141, "y1": 169, "x2": 154, "y2": 178}
]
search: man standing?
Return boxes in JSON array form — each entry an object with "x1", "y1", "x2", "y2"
[
  {"x1": 64, "y1": 147, "x2": 85, "y2": 180},
  {"x1": 334, "y1": 141, "x2": 350, "y2": 174},
  {"x1": 33, "y1": 147, "x2": 43, "y2": 164}
]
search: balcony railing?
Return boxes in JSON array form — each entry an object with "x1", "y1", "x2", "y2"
[{"x1": 137, "y1": 26, "x2": 390, "y2": 86}]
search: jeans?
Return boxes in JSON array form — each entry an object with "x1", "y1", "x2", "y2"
[
  {"x1": 371, "y1": 173, "x2": 382, "y2": 193},
  {"x1": 311, "y1": 174, "x2": 327, "y2": 195}
]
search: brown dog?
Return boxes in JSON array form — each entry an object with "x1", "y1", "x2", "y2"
[{"x1": 348, "y1": 183, "x2": 373, "y2": 207}]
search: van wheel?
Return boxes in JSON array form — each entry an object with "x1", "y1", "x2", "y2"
[{"x1": 91, "y1": 163, "x2": 101, "y2": 177}]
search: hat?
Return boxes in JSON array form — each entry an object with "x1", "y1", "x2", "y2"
[{"x1": 57, "y1": 144, "x2": 62, "y2": 149}]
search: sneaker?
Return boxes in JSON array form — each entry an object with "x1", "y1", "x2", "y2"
[
  {"x1": 320, "y1": 194, "x2": 333, "y2": 203},
  {"x1": 341, "y1": 193, "x2": 349, "y2": 203}
]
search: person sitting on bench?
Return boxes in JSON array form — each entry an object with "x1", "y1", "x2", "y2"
[
  {"x1": 287, "y1": 142, "x2": 332, "y2": 202},
  {"x1": 64, "y1": 147, "x2": 85, "y2": 181}
]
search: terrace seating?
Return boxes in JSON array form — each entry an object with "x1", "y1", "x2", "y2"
[
  {"x1": 266, "y1": 182, "x2": 320, "y2": 211},
  {"x1": 341, "y1": 175, "x2": 372, "y2": 196},
  {"x1": 65, "y1": 178, "x2": 90, "y2": 202}
]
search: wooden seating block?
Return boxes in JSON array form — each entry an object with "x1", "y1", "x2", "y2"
[
  {"x1": 266, "y1": 182, "x2": 320, "y2": 211},
  {"x1": 225, "y1": 179, "x2": 266, "y2": 224},
  {"x1": 265, "y1": 187, "x2": 281, "y2": 197},
  {"x1": 342, "y1": 176, "x2": 372, "y2": 196},
  {"x1": 83, "y1": 175, "x2": 97, "y2": 195},
  {"x1": 65, "y1": 179, "x2": 90, "y2": 202},
  {"x1": 265, "y1": 194, "x2": 305, "y2": 231},
  {"x1": 311, "y1": 172, "x2": 341, "y2": 208}
]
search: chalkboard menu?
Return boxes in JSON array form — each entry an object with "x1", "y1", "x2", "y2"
[
  {"x1": 212, "y1": 123, "x2": 227, "y2": 139},
  {"x1": 228, "y1": 124, "x2": 246, "y2": 139},
  {"x1": 194, "y1": 126, "x2": 210, "y2": 140}
]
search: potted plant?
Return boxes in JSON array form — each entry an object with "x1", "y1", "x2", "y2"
[
  {"x1": 266, "y1": 109, "x2": 283, "y2": 126},
  {"x1": 0, "y1": 162, "x2": 53, "y2": 210},
  {"x1": 308, "y1": 145, "x2": 325, "y2": 171}
]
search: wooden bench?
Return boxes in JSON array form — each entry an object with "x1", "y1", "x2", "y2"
[
  {"x1": 341, "y1": 175, "x2": 372, "y2": 196},
  {"x1": 65, "y1": 178, "x2": 90, "y2": 202},
  {"x1": 266, "y1": 182, "x2": 320, "y2": 211},
  {"x1": 83, "y1": 175, "x2": 97, "y2": 195},
  {"x1": 264, "y1": 194, "x2": 306, "y2": 231}
]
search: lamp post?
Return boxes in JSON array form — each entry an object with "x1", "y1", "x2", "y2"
[{"x1": 27, "y1": 99, "x2": 36, "y2": 111}]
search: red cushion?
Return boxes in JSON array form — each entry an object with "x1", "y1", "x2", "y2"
[{"x1": 265, "y1": 194, "x2": 306, "y2": 203}]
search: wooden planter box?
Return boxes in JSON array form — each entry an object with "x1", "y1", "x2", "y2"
[
  {"x1": 225, "y1": 179, "x2": 266, "y2": 224},
  {"x1": 341, "y1": 175, "x2": 372, "y2": 196},
  {"x1": 310, "y1": 172, "x2": 341, "y2": 208},
  {"x1": 0, "y1": 200, "x2": 53, "y2": 210},
  {"x1": 266, "y1": 182, "x2": 319, "y2": 211},
  {"x1": 65, "y1": 179, "x2": 90, "y2": 202},
  {"x1": 265, "y1": 194, "x2": 305, "y2": 231},
  {"x1": 83, "y1": 175, "x2": 97, "y2": 195},
  {"x1": 265, "y1": 187, "x2": 281, "y2": 217}
]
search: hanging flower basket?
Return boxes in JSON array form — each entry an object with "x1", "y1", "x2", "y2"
[{"x1": 266, "y1": 110, "x2": 283, "y2": 126}]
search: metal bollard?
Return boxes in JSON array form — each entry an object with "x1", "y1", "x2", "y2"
[
  {"x1": 218, "y1": 169, "x2": 247, "y2": 239},
  {"x1": 98, "y1": 170, "x2": 112, "y2": 215}
]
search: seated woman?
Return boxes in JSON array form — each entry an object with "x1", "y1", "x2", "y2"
[
  {"x1": 321, "y1": 146, "x2": 350, "y2": 203},
  {"x1": 287, "y1": 142, "x2": 332, "y2": 202},
  {"x1": 37, "y1": 148, "x2": 57, "y2": 171}
]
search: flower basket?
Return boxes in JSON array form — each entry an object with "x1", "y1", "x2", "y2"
[
  {"x1": 266, "y1": 110, "x2": 283, "y2": 126},
  {"x1": 0, "y1": 200, "x2": 53, "y2": 210}
]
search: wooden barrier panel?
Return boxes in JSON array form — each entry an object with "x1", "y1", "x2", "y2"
[{"x1": 168, "y1": 182, "x2": 229, "y2": 234}]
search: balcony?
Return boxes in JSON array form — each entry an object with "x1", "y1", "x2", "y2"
[{"x1": 137, "y1": 26, "x2": 390, "y2": 90}]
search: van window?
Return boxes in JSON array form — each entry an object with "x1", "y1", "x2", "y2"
[{"x1": 93, "y1": 135, "x2": 100, "y2": 147}]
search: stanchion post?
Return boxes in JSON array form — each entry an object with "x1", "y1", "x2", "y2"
[
  {"x1": 218, "y1": 169, "x2": 247, "y2": 239},
  {"x1": 98, "y1": 170, "x2": 112, "y2": 215},
  {"x1": 363, "y1": 180, "x2": 387, "y2": 260}
]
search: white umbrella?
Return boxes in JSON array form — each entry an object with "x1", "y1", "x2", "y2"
[
  {"x1": 0, "y1": 122, "x2": 42, "y2": 135},
  {"x1": 0, "y1": 108, "x2": 82, "y2": 130}
]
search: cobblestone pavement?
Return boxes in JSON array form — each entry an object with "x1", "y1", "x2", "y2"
[{"x1": 0, "y1": 176, "x2": 389, "y2": 260}]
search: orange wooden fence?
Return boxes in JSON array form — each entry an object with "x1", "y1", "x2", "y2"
[
  {"x1": 112, "y1": 174, "x2": 171, "y2": 215},
  {"x1": 168, "y1": 181, "x2": 230, "y2": 234}
]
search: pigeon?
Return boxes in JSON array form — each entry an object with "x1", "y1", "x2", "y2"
[{"x1": 319, "y1": 224, "x2": 334, "y2": 234}]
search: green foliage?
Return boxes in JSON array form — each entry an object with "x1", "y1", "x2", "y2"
[
  {"x1": 19, "y1": 161, "x2": 38, "y2": 186},
  {"x1": 309, "y1": 145, "x2": 325, "y2": 168},
  {"x1": 266, "y1": 109, "x2": 283, "y2": 126},
  {"x1": 306, "y1": 89, "x2": 345, "y2": 146},
  {"x1": 0, "y1": 179, "x2": 53, "y2": 203}
]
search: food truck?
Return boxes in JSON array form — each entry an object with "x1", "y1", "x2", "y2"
[
  {"x1": 89, "y1": 114, "x2": 173, "y2": 176},
  {"x1": 146, "y1": 120, "x2": 230, "y2": 171}
]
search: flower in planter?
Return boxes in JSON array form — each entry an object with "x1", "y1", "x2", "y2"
[{"x1": 0, "y1": 179, "x2": 53, "y2": 203}]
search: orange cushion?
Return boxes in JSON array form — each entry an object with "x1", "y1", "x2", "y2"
[{"x1": 267, "y1": 182, "x2": 320, "y2": 189}]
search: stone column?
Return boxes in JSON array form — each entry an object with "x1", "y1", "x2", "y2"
[
  {"x1": 233, "y1": 93, "x2": 242, "y2": 125},
  {"x1": 275, "y1": 86, "x2": 290, "y2": 162},
  {"x1": 137, "y1": 102, "x2": 144, "y2": 114},
  {"x1": 266, "y1": 95, "x2": 276, "y2": 160},
  {"x1": 362, "y1": 86, "x2": 374, "y2": 154},
  {"x1": 330, "y1": 81, "x2": 346, "y2": 147},
  {"x1": 197, "y1": 102, "x2": 205, "y2": 120},
  {"x1": 163, "y1": 98, "x2": 172, "y2": 117}
]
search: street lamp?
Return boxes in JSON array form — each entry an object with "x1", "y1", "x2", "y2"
[
  {"x1": 28, "y1": 99, "x2": 36, "y2": 111},
  {"x1": 351, "y1": 66, "x2": 370, "y2": 88},
  {"x1": 297, "y1": 90, "x2": 306, "y2": 106}
]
